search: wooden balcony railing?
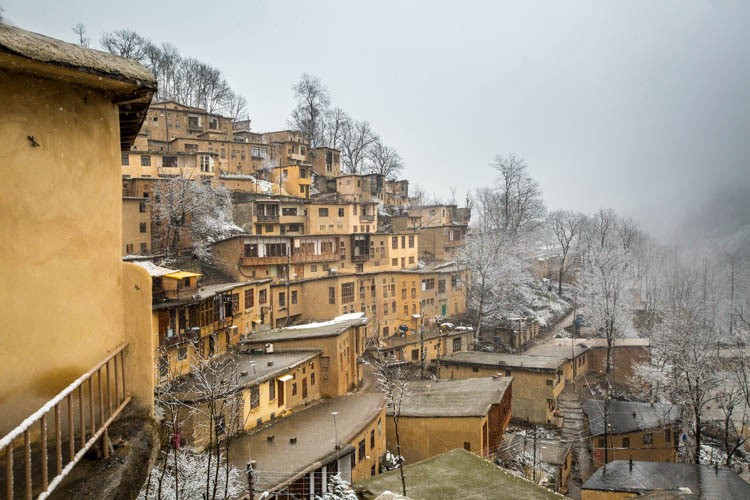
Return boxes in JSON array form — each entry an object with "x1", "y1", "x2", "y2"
[
  {"x1": 241, "y1": 256, "x2": 289, "y2": 266},
  {"x1": 255, "y1": 213, "x2": 279, "y2": 222},
  {"x1": 290, "y1": 252, "x2": 337, "y2": 263},
  {"x1": 1, "y1": 344, "x2": 130, "y2": 500}
]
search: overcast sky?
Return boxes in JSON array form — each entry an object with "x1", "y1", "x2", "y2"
[{"x1": 4, "y1": 0, "x2": 748, "y2": 238}]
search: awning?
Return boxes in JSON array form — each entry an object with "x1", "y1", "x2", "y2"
[
  {"x1": 252, "y1": 318, "x2": 262, "y2": 324},
  {"x1": 277, "y1": 375, "x2": 293, "y2": 382},
  {"x1": 164, "y1": 271, "x2": 202, "y2": 280}
]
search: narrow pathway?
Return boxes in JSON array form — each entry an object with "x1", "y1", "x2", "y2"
[{"x1": 558, "y1": 386, "x2": 590, "y2": 500}]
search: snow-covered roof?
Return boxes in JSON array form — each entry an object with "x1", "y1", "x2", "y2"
[{"x1": 131, "y1": 260, "x2": 178, "y2": 278}]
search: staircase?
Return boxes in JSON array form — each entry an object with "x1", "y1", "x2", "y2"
[{"x1": 558, "y1": 386, "x2": 591, "y2": 497}]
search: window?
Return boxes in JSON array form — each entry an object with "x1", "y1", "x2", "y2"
[
  {"x1": 598, "y1": 438, "x2": 606, "y2": 448},
  {"x1": 318, "y1": 208, "x2": 329, "y2": 217},
  {"x1": 338, "y1": 208, "x2": 344, "y2": 217},
  {"x1": 140, "y1": 243, "x2": 148, "y2": 253},
  {"x1": 392, "y1": 236, "x2": 398, "y2": 249},
  {"x1": 643, "y1": 432, "x2": 653, "y2": 445},
  {"x1": 311, "y1": 264, "x2": 317, "y2": 272},
  {"x1": 546, "y1": 379, "x2": 554, "y2": 386},
  {"x1": 139, "y1": 222, "x2": 147, "y2": 233},
  {"x1": 358, "y1": 439, "x2": 366, "y2": 461},
  {"x1": 245, "y1": 288, "x2": 254, "y2": 309},
  {"x1": 311, "y1": 372, "x2": 315, "y2": 385},
  {"x1": 140, "y1": 155, "x2": 151, "y2": 166},
  {"x1": 411, "y1": 349, "x2": 419, "y2": 361},
  {"x1": 453, "y1": 338, "x2": 462, "y2": 352},
  {"x1": 250, "y1": 386, "x2": 260, "y2": 409},
  {"x1": 268, "y1": 380, "x2": 276, "y2": 400},
  {"x1": 472, "y1": 366, "x2": 480, "y2": 373},
  {"x1": 370, "y1": 429, "x2": 375, "y2": 449},
  {"x1": 199, "y1": 155, "x2": 212, "y2": 172},
  {"x1": 665, "y1": 429, "x2": 671, "y2": 442},
  {"x1": 463, "y1": 442, "x2": 471, "y2": 451},
  {"x1": 139, "y1": 201, "x2": 146, "y2": 213},
  {"x1": 408, "y1": 235, "x2": 414, "y2": 248},
  {"x1": 258, "y1": 289, "x2": 267, "y2": 304},
  {"x1": 422, "y1": 278, "x2": 435, "y2": 290},
  {"x1": 329, "y1": 287, "x2": 336, "y2": 305},
  {"x1": 178, "y1": 346, "x2": 187, "y2": 360},
  {"x1": 121, "y1": 153, "x2": 129, "y2": 166},
  {"x1": 622, "y1": 437, "x2": 630, "y2": 448},
  {"x1": 278, "y1": 292, "x2": 286, "y2": 308},
  {"x1": 163, "y1": 156, "x2": 177, "y2": 167},
  {"x1": 251, "y1": 146, "x2": 267, "y2": 159},
  {"x1": 341, "y1": 283, "x2": 355, "y2": 304},
  {"x1": 282, "y1": 207, "x2": 297, "y2": 216},
  {"x1": 378, "y1": 418, "x2": 382, "y2": 436},
  {"x1": 292, "y1": 383, "x2": 297, "y2": 396},
  {"x1": 438, "y1": 280, "x2": 446, "y2": 294}
]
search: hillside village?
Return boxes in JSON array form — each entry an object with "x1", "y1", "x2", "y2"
[{"x1": 2, "y1": 20, "x2": 750, "y2": 500}]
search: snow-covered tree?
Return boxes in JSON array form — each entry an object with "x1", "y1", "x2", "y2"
[
  {"x1": 138, "y1": 448, "x2": 244, "y2": 500},
  {"x1": 577, "y1": 209, "x2": 641, "y2": 385},
  {"x1": 315, "y1": 474, "x2": 358, "y2": 500},
  {"x1": 153, "y1": 177, "x2": 241, "y2": 260},
  {"x1": 546, "y1": 209, "x2": 584, "y2": 296},
  {"x1": 650, "y1": 255, "x2": 724, "y2": 464}
]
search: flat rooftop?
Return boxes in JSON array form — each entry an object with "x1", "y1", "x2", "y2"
[
  {"x1": 380, "y1": 329, "x2": 472, "y2": 349},
  {"x1": 357, "y1": 448, "x2": 565, "y2": 500},
  {"x1": 242, "y1": 313, "x2": 368, "y2": 343},
  {"x1": 440, "y1": 351, "x2": 566, "y2": 371},
  {"x1": 582, "y1": 400, "x2": 682, "y2": 436},
  {"x1": 228, "y1": 393, "x2": 385, "y2": 492},
  {"x1": 394, "y1": 378, "x2": 511, "y2": 418},
  {"x1": 523, "y1": 344, "x2": 589, "y2": 358},
  {"x1": 582, "y1": 461, "x2": 750, "y2": 498},
  {"x1": 172, "y1": 350, "x2": 321, "y2": 401},
  {"x1": 551, "y1": 338, "x2": 651, "y2": 348}
]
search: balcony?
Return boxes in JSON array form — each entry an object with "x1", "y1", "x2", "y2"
[
  {"x1": 360, "y1": 214, "x2": 375, "y2": 222},
  {"x1": 241, "y1": 256, "x2": 289, "y2": 266},
  {"x1": 255, "y1": 213, "x2": 279, "y2": 223},
  {"x1": 161, "y1": 328, "x2": 200, "y2": 347},
  {"x1": 351, "y1": 252, "x2": 371, "y2": 263},
  {"x1": 1, "y1": 345, "x2": 131, "y2": 499},
  {"x1": 291, "y1": 252, "x2": 338, "y2": 263}
]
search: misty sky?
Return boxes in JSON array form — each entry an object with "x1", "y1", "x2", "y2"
[{"x1": 3, "y1": 0, "x2": 748, "y2": 237}]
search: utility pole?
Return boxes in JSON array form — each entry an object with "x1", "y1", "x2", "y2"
[
  {"x1": 604, "y1": 398, "x2": 609, "y2": 465},
  {"x1": 532, "y1": 426, "x2": 538, "y2": 482}
]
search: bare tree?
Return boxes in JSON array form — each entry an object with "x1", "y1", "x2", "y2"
[
  {"x1": 225, "y1": 92, "x2": 249, "y2": 126},
  {"x1": 547, "y1": 210, "x2": 584, "y2": 295},
  {"x1": 491, "y1": 154, "x2": 546, "y2": 239},
  {"x1": 320, "y1": 107, "x2": 350, "y2": 150},
  {"x1": 409, "y1": 183, "x2": 426, "y2": 208},
  {"x1": 368, "y1": 350, "x2": 409, "y2": 497},
  {"x1": 290, "y1": 73, "x2": 330, "y2": 147},
  {"x1": 72, "y1": 22, "x2": 89, "y2": 47},
  {"x1": 366, "y1": 139, "x2": 404, "y2": 180},
  {"x1": 340, "y1": 119, "x2": 378, "y2": 174},
  {"x1": 101, "y1": 29, "x2": 152, "y2": 62}
]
